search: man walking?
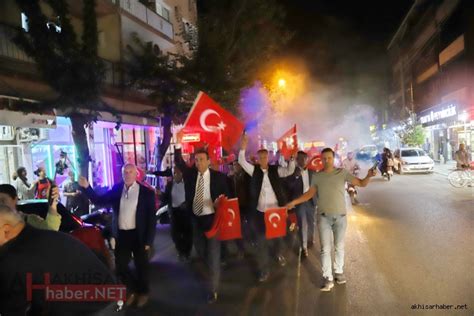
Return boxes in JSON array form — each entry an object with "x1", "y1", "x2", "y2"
[
  {"x1": 79, "y1": 164, "x2": 156, "y2": 308},
  {"x1": 285, "y1": 151, "x2": 316, "y2": 257},
  {"x1": 161, "y1": 166, "x2": 193, "y2": 262},
  {"x1": 287, "y1": 148, "x2": 376, "y2": 291},
  {"x1": 238, "y1": 134, "x2": 295, "y2": 282},
  {"x1": 175, "y1": 131, "x2": 229, "y2": 304}
]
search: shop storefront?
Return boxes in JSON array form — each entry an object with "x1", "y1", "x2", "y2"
[
  {"x1": 419, "y1": 102, "x2": 473, "y2": 162},
  {"x1": 0, "y1": 110, "x2": 160, "y2": 189}
]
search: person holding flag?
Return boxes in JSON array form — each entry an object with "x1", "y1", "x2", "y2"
[
  {"x1": 286, "y1": 148, "x2": 376, "y2": 292},
  {"x1": 238, "y1": 133, "x2": 295, "y2": 283},
  {"x1": 174, "y1": 130, "x2": 229, "y2": 304}
]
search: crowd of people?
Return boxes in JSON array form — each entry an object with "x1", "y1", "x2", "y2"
[{"x1": 0, "y1": 130, "x2": 380, "y2": 314}]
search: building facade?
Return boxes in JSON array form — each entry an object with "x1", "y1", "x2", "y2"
[
  {"x1": 0, "y1": 0, "x2": 197, "y2": 187},
  {"x1": 388, "y1": 0, "x2": 474, "y2": 162}
]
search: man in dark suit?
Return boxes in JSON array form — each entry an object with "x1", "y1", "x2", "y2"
[
  {"x1": 79, "y1": 164, "x2": 156, "y2": 308},
  {"x1": 285, "y1": 151, "x2": 317, "y2": 257},
  {"x1": 160, "y1": 166, "x2": 193, "y2": 261},
  {"x1": 175, "y1": 131, "x2": 229, "y2": 304}
]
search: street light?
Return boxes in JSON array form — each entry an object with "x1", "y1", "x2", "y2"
[{"x1": 278, "y1": 78, "x2": 286, "y2": 89}]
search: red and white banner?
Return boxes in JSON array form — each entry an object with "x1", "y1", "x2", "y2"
[
  {"x1": 277, "y1": 124, "x2": 298, "y2": 160},
  {"x1": 184, "y1": 92, "x2": 244, "y2": 152},
  {"x1": 264, "y1": 207, "x2": 288, "y2": 239},
  {"x1": 205, "y1": 197, "x2": 242, "y2": 241}
]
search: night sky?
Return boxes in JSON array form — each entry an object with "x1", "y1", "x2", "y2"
[{"x1": 276, "y1": 0, "x2": 413, "y2": 102}]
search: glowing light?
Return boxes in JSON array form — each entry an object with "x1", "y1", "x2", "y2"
[{"x1": 278, "y1": 78, "x2": 286, "y2": 88}]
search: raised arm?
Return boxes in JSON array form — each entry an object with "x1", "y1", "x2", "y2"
[
  {"x1": 351, "y1": 168, "x2": 376, "y2": 187},
  {"x1": 78, "y1": 176, "x2": 116, "y2": 207},
  {"x1": 278, "y1": 156, "x2": 296, "y2": 177},
  {"x1": 238, "y1": 134, "x2": 255, "y2": 176}
]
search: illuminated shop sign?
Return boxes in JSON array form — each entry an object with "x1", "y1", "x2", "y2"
[{"x1": 419, "y1": 104, "x2": 457, "y2": 125}]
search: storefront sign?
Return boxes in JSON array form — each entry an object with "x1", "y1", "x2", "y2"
[
  {"x1": 419, "y1": 104, "x2": 457, "y2": 126},
  {"x1": 0, "y1": 109, "x2": 56, "y2": 128},
  {"x1": 182, "y1": 133, "x2": 201, "y2": 143}
]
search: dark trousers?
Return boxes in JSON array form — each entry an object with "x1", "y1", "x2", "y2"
[
  {"x1": 192, "y1": 217, "x2": 221, "y2": 292},
  {"x1": 115, "y1": 229, "x2": 149, "y2": 295},
  {"x1": 254, "y1": 211, "x2": 283, "y2": 274},
  {"x1": 170, "y1": 207, "x2": 193, "y2": 257}
]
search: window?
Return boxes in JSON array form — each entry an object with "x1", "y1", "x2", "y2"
[
  {"x1": 21, "y1": 12, "x2": 29, "y2": 32},
  {"x1": 161, "y1": 7, "x2": 170, "y2": 21},
  {"x1": 401, "y1": 150, "x2": 419, "y2": 157}
]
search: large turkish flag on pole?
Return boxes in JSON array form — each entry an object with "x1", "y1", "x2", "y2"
[
  {"x1": 264, "y1": 207, "x2": 288, "y2": 239},
  {"x1": 277, "y1": 124, "x2": 298, "y2": 160},
  {"x1": 184, "y1": 92, "x2": 244, "y2": 151}
]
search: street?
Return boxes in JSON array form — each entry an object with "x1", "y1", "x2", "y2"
[{"x1": 127, "y1": 169, "x2": 474, "y2": 316}]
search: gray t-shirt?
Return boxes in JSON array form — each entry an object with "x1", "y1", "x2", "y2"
[{"x1": 311, "y1": 168, "x2": 355, "y2": 215}]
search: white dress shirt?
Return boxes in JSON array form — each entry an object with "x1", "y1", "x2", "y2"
[
  {"x1": 300, "y1": 167, "x2": 310, "y2": 193},
  {"x1": 238, "y1": 149, "x2": 295, "y2": 212},
  {"x1": 119, "y1": 181, "x2": 139, "y2": 230},
  {"x1": 193, "y1": 169, "x2": 215, "y2": 216},
  {"x1": 171, "y1": 180, "x2": 186, "y2": 208}
]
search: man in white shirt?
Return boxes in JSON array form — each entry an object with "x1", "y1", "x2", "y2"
[
  {"x1": 79, "y1": 164, "x2": 157, "y2": 308},
  {"x1": 238, "y1": 134, "x2": 295, "y2": 282},
  {"x1": 175, "y1": 131, "x2": 229, "y2": 304}
]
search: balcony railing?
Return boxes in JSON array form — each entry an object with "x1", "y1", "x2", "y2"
[
  {"x1": 118, "y1": 0, "x2": 174, "y2": 40},
  {"x1": 0, "y1": 24, "x2": 34, "y2": 63}
]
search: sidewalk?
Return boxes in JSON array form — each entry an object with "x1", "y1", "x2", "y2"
[{"x1": 433, "y1": 160, "x2": 457, "y2": 176}]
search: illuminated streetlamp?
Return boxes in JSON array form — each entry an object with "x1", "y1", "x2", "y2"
[{"x1": 278, "y1": 78, "x2": 286, "y2": 89}]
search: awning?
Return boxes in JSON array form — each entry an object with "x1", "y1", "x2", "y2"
[{"x1": 0, "y1": 108, "x2": 56, "y2": 128}]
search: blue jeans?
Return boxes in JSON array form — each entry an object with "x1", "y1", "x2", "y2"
[
  {"x1": 318, "y1": 213, "x2": 347, "y2": 281},
  {"x1": 295, "y1": 201, "x2": 316, "y2": 249},
  {"x1": 192, "y1": 219, "x2": 221, "y2": 292}
]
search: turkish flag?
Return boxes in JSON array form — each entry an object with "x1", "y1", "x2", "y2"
[
  {"x1": 307, "y1": 154, "x2": 324, "y2": 171},
  {"x1": 264, "y1": 207, "x2": 288, "y2": 239},
  {"x1": 184, "y1": 92, "x2": 244, "y2": 151},
  {"x1": 205, "y1": 197, "x2": 242, "y2": 241},
  {"x1": 277, "y1": 125, "x2": 298, "y2": 160}
]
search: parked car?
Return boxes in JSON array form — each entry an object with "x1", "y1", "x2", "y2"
[
  {"x1": 356, "y1": 145, "x2": 378, "y2": 161},
  {"x1": 393, "y1": 148, "x2": 434, "y2": 174}
]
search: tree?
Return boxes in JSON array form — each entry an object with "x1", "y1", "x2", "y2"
[
  {"x1": 12, "y1": 0, "x2": 110, "y2": 178},
  {"x1": 400, "y1": 124, "x2": 425, "y2": 147},
  {"x1": 126, "y1": 0, "x2": 291, "y2": 166}
]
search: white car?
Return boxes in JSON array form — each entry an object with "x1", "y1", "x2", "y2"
[{"x1": 394, "y1": 148, "x2": 434, "y2": 174}]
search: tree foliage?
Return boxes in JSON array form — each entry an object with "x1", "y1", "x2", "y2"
[
  {"x1": 126, "y1": 0, "x2": 291, "y2": 163},
  {"x1": 12, "y1": 0, "x2": 108, "y2": 177},
  {"x1": 400, "y1": 124, "x2": 425, "y2": 147}
]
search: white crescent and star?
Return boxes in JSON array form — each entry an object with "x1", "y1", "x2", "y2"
[
  {"x1": 269, "y1": 213, "x2": 281, "y2": 228},
  {"x1": 199, "y1": 109, "x2": 226, "y2": 132}
]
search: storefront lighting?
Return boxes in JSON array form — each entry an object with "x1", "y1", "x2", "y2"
[{"x1": 458, "y1": 111, "x2": 468, "y2": 122}]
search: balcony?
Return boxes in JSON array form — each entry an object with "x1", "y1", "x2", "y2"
[
  {"x1": 0, "y1": 24, "x2": 34, "y2": 64},
  {"x1": 116, "y1": 0, "x2": 174, "y2": 40}
]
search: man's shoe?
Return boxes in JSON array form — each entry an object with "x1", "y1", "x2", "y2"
[
  {"x1": 320, "y1": 278, "x2": 334, "y2": 292},
  {"x1": 277, "y1": 255, "x2": 287, "y2": 267},
  {"x1": 335, "y1": 273, "x2": 347, "y2": 284},
  {"x1": 302, "y1": 248, "x2": 309, "y2": 258},
  {"x1": 207, "y1": 291, "x2": 218, "y2": 304},
  {"x1": 125, "y1": 293, "x2": 137, "y2": 307},
  {"x1": 136, "y1": 294, "x2": 149, "y2": 308},
  {"x1": 258, "y1": 271, "x2": 269, "y2": 283}
]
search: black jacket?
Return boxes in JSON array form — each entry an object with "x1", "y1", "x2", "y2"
[
  {"x1": 249, "y1": 165, "x2": 288, "y2": 211},
  {"x1": 83, "y1": 182, "x2": 156, "y2": 246},
  {"x1": 285, "y1": 168, "x2": 317, "y2": 205},
  {"x1": 0, "y1": 225, "x2": 116, "y2": 316},
  {"x1": 174, "y1": 148, "x2": 229, "y2": 230}
]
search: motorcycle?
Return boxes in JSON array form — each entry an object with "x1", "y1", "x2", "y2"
[{"x1": 347, "y1": 165, "x2": 360, "y2": 204}]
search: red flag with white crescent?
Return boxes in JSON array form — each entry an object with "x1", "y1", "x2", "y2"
[
  {"x1": 205, "y1": 197, "x2": 242, "y2": 241},
  {"x1": 184, "y1": 92, "x2": 244, "y2": 151},
  {"x1": 277, "y1": 124, "x2": 298, "y2": 160},
  {"x1": 307, "y1": 154, "x2": 324, "y2": 171},
  {"x1": 264, "y1": 207, "x2": 288, "y2": 239}
]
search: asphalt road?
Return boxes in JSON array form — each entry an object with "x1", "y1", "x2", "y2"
[{"x1": 124, "y1": 169, "x2": 473, "y2": 316}]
